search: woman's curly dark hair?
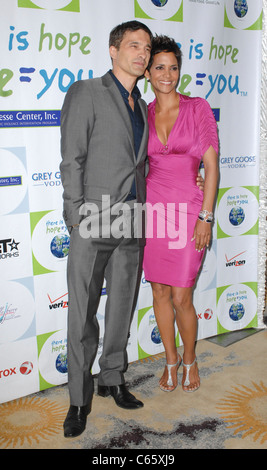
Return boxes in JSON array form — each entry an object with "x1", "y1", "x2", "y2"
[{"x1": 147, "y1": 34, "x2": 182, "y2": 72}]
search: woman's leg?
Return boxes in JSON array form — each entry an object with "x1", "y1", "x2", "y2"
[
  {"x1": 171, "y1": 286, "x2": 200, "y2": 392},
  {"x1": 151, "y1": 282, "x2": 181, "y2": 391}
]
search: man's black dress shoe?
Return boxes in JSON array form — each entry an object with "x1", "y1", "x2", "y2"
[
  {"x1": 63, "y1": 404, "x2": 91, "y2": 438},
  {"x1": 98, "y1": 384, "x2": 144, "y2": 409}
]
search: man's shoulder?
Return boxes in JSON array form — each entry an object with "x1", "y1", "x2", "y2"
[{"x1": 67, "y1": 73, "x2": 112, "y2": 95}]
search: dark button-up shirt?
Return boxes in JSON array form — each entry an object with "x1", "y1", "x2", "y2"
[{"x1": 109, "y1": 70, "x2": 144, "y2": 200}]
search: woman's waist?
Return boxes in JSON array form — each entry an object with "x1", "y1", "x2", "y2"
[
  {"x1": 147, "y1": 160, "x2": 200, "y2": 179},
  {"x1": 146, "y1": 171, "x2": 200, "y2": 189},
  {"x1": 146, "y1": 182, "x2": 203, "y2": 206}
]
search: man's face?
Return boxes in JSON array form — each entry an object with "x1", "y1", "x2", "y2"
[{"x1": 110, "y1": 29, "x2": 151, "y2": 81}]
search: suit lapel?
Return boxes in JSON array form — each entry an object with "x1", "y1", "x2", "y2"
[{"x1": 136, "y1": 98, "x2": 148, "y2": 163}]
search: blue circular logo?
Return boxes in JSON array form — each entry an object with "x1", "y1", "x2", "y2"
[
  {"x1": 151, "y1": 325, "x2": 162, "y2": 344},
  {"x1": 50, "y1": 234, "x2": 70, "y2": 258},
  {"x1": 151, "y1": 0, "x2": 168, "y2": 7},
  {"x1": 55, "y1": 352, "x2": 68, "y2": 373},
  {"x1": 234, "y1": 0, "x2": 248, "y2": 18},
  {"x1": 229, "y1": 302, "x2": 245, "y2": 321},
  {"x1": 229, "y1": 207, "x2": 245, "y2": 226}
]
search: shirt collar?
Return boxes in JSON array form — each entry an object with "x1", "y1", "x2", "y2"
[{"x1": 109, "y1": 70, "x2": 141, "y2": 102}]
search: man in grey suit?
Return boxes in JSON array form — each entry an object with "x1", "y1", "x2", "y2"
[{"x1": 60, "y1": 21, "x2": 153, "y2": 438}]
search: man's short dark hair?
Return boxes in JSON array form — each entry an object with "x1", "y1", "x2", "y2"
[{"x1": 109, "y1": 20, "x2": 153, "y2": 49}]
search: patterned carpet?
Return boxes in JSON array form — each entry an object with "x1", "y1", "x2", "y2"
[{"x1": 1, "y1": 329, "x2": 267, "y2": 451}]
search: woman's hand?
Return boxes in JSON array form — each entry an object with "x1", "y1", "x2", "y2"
[
  {"x1": 192, "y1": 145, "x2": 218, "y2": 252},
  {"x1": 191, "y1": 218, "x2": 211, "y2": 252}
]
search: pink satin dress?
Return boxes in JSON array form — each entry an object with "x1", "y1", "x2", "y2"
[{"x1": 143, "y1": 94, "x2": 219, "y2": 287}]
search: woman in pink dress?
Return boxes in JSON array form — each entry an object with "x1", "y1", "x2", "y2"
[{"x1": 143, "y1": 36, "x2": 219, "y2": 392}]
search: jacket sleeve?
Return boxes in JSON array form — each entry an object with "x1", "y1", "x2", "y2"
[{"x1": 60, "y1": 80, "x2": 94, "y2": 227}]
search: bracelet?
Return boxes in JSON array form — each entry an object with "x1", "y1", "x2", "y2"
[{"x1": 198, "y1": 210, "x2": 213, "y2": 223}]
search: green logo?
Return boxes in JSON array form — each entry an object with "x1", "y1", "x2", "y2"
[
  {"x1": 134, "y1": 0, "x2": 183, "y2": 22},
  {"x1": 18, "y1": 0, "x2": 80, "y2": 12},
  {"x1": 224, "y1": 2, "x2": 262, "y2": 30}
]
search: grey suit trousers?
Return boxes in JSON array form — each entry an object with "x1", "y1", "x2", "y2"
[{"x1": 66, "y1": 208, "x2": 144, "y2": 406}]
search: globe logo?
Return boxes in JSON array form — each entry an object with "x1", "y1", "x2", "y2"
[
  {"x1": 151, "y1": 325, "x2": 162, "y2": 344},
  {"x1": 234, "y1": 0, "x2": 248, "y2": 18},
  {"x1": 151, "y1": 0, "x2": 168, "y2": 7},
  {"x1": 55, "y1": 352, "x2": 68, "y2": 373},
  {"x1": 229, "y1": 302, "x2": 245, "y2": 321},
  {"x1": 229, "y1": 207, "x2": 245, "y2": 226},
  {"x1": 50, "y1": 234, "x2": 70, "y2": 258}
]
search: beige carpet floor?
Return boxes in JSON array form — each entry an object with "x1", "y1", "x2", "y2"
[{"x1": 1, "y1": 328, "x2": 267, "y2": 451}]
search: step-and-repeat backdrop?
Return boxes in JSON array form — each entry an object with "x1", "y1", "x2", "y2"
[{"x1": 0, "y1": 0, "x2": 264, "y2": 403}]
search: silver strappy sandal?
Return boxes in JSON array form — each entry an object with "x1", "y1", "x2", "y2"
[
  {"x1": 159, "y1": 353, "x2": 182, "y2": 392},
  {"x1": 182, "y1": 357, "x2": 200, "y2": 393}
]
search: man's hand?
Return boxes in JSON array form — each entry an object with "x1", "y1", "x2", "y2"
[{"x1": 196, "y1": 171, "x2": 204, "y2": 191}]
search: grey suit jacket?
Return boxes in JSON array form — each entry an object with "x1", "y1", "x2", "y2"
[{"x1": 60, "y1": 72, "x2": 148, "y2": 242}]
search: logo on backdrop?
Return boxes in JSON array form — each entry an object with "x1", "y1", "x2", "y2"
[
  {"x1": 229, "y1": 302, "x2": 245, "y2": 321},
  {"x1": 0, "y1": 176, "x2": 22, "y2": 187},
  {"x1": 37, "y1": 330, "x2": 68, "y2": 387},
  {"x1": 216, "y1": 236, "x2": 256, "y2": 288},
  {"x1": 0, "y1": 238, "x2": 20, "y2": 260},
  {"x1": 55, "y1": 352, "x2": 68, "y2": 374},
  {"x1": 1, "y1": 23, "x2": 92, "y2": 100},
  {"x1": 0, "y1": 301, "x2": 19, "y2": 324},
  {"x1": 135, "y1": 0, "x2": 183, "y2": 22},
  {"x1": 225, "y1": 250, "x2": 246, "y2": 268},
  {"x1": 0, "y1": 148, "x2": 29, "y2": 216},
  {"x1": 32, "y1": 171, "x2": 62, "y2": 187},
  {"x1": 217, "y1": 283, "x2": 257, "y2": 332},
  {"x1": 217, "y1": 187, "x2": 258, "y2": 238},
  {"x1": 31, "y1": 210, "x2": 69, "y2": 275},
  {"x1": 234, "y1": 0, "x2": 248, "y2": 18},
  {"x1": 50, "y1": 234, "x2": 70, "y2": 258},
  {"x1": 0, "y1": 280, "x2": 35, "y2": 343},
  {"x1": 137, "y1": 306, "x2": 177, "y2": 359},
  {"x1": 20, "y1": 361, "x2": 33, "y2": 375},
  {"x1": 17, "y1": 0, "x2": 80, "y2": 12},
  {"x1": 229, "y1": 207, "x2": 245, "y2": 226},
  {"x1": 224, "y1": 0, "x2": 262, "y2": 30},
  {"x1": 0, "y1": 111, "x2": 60, "y2": 128},
  {"x1": 152, "y1": 0, "x2": 168, "y2": 5},
  {"x1": 150, "y1": 316, "x2": 162, "y2": 344},
  {"x1": 203, "y1": 308, "x2": 213, "y2": 320},
  {"x1": 197, "y1": 308, "x2": 214, "y2": 321},
  {"x1": 220, "y1": 155, "x2": 256, "y2": 170},
  {"x1": 0, "y1": 362, "x2": 33, "y2": 379},
  {"x1": 47, "y1": 292, "x2": 68, "y2": 311}
]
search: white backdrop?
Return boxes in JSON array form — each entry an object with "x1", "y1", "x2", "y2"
[{"x1": 0, "y1": 0, "x2": 265, "y2": 404}]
